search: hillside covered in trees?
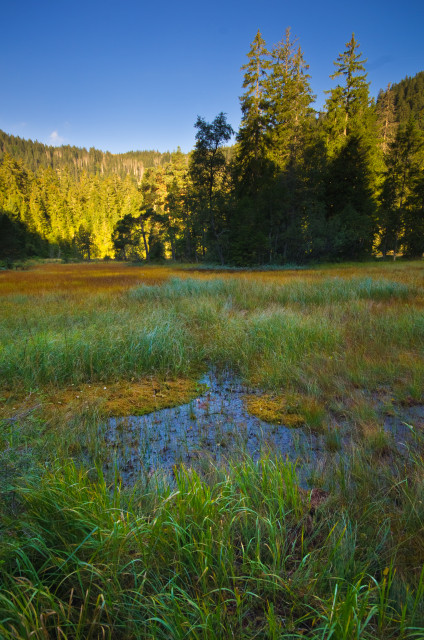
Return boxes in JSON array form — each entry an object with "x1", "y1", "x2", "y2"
[
  {"x1": 1, "y1": 31, "x2": 424, "y2": 264},
  {"x1": 0, "y1": 130, "x2": 172, "y2": 180}
]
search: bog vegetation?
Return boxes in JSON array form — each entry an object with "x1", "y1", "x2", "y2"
[{"x1": 1, "y1": 261, "x2": 424, "y2": 638}]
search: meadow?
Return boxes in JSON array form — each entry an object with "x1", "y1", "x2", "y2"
[{"x1": 1, "y1": 260, "x2": 424, "y2": 639}]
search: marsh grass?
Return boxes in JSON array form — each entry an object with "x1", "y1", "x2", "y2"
[
  {"x1": 1, "y1": 261, "x2": 424, "y2": 637},
  {"x1": 1, "y1": 449, "x2": 424, "y2": 639},
  {"x1": 1, "y1": 264, "x2": 422, "y2": 398}
]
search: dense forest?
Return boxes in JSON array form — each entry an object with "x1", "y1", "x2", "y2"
[
  {"x1": 0, "y1": 130, "x2": 172, "y2": 179},
  {"x1": 1, "y1": 32, "x2": 423, "y2": 264}
]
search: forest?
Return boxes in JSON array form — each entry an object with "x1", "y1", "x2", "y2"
[{"x1": 1, "y1": 31, "x2": 424, "y2": 265}]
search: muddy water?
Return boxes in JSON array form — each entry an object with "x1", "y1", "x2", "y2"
[
  {"x1": 102, "y1": 373, "x2": 322, "y2": 484},
  {"x1": 102, "y1": 372, "x2": 424, "y2": 485}
]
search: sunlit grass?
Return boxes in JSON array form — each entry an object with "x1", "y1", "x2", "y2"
[
  {"x1": 1, "y1": 260, "x2": 424, "y2": 637},
  {"x1": 1, "y1": 259, "x2": 423, "y2": 296},
  {"x1": 1, "y1": 262, "x2": 423, "y2": 411}
]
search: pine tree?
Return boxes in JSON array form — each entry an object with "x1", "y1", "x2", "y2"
[
  {"x1": 379, "y1": 118, "x2": 424, "y2": 258},
  {"x1": 390, "y1": 71, "x2": 424, "y2": 131},
  {"x1": 229, "y1": 31, "x2": 272, "y2": 264},
  {"x1": 0, "y1": 154, "x2": 32, "y2": 224},
  {"x1": 164, "y1": 148, "x2": 190, "y2": 260},
  {"x1": 324, "y1": 135, "x2": 376, "y2": 259},
  {"x1": 376, "y1": 84, "x2": 397, "y2": 153},
  {"x1": 189, "y1": 113, "x2": 233, "y2": 264},
  {"x1": 322, "y1": 35, "x2": 381, "y2": 259},
  {"x1": 260, "y1": 30, "x2": 316, "y2": 263},
  {"x1": 74, "y1": 224, "x2": 95, "y2": 260},
  {"x1": 235, "y1": 30, "x2": 270, "y2": 195},
  {"x1": 324, "y1": 34, "x2": 371, "y2": 153},
  {"x1": 265, "y1": 28, "x2": 315, "y2": 169},
  {"x1": 112, "y1": 214, "x2": 139, "y2": 260}
]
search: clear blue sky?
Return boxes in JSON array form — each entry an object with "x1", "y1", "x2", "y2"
[{"x1": 1, "y1": 0, "x2": 423, "y2": 154}]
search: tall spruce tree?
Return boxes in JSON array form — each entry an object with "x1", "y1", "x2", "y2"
[
  {"x1": 379, "y1": 118, "x2": 424, "y2": 258},
  {"x1": 163, "y1": 148, "x2": 190, "y2": 260},
  {"x1": 263, "y1": 29, "x2": 316, "y2": 263},
  {"x1": 324, "y1": 135, "x2": 376, "y2": 259},
  {"x1": 229, "y1": 31, "x2": 272, "y2": 264},
  {"x1": 265, "y1": 28, "x2": 315, "y2": 168},
  {"x1": 390, "y1": 71, "x2": 424, "y2": 131},
  {"x1": 324, "y1": 34, "x2": 372, "y2": 152},
  {"x1": 323, "y1": 35, "x2": 379, "y2": 259},
  {"x1": 376, "y1": 83, "x2": 397, "y2": 153},
  {"x1": 235, "y1": 30, "x2": 270, "y2": 195}
]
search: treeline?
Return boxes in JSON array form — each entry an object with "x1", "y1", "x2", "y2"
[
  {"x1": 380, "y1": 71, "x2": 424, "y2": 131},
  {"x1": 0, "y1": 149, "x2": 188, "y2": 260},
  {"x1": 0, "y1": 130, "x2": 173, "y2": 180},
  {"x1": 1, "y1": 31, "x2": 424, "y2": 264}
]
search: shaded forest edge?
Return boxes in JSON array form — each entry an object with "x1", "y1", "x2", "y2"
[{"x1": 1, "y1": 34, "x2": 423, "y2": 265}]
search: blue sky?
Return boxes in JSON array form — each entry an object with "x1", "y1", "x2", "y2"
[{"x1": 1, "y1": 0, "x2": 423, "y2": 154}]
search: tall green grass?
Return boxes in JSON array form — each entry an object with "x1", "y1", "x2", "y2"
[
  {"x1": 128, "y1": 275, "x2": 413, "y2": 306},
  {"x1": 1, "y1": 449, "x2": 424, "y2": 639},
  {"x1": 0, "y1": 275, "x2": 420, "y2": 393}
]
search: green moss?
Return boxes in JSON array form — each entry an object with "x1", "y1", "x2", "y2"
[{"x1": 244, "y1": 392, "x2": 326, "y2": 431}]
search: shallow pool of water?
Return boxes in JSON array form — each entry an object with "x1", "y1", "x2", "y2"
[
  {"x1": 101, "y1": 372, "x2": 424, "y2": 485},
  {"x1": 102, "y1": 372, "x2": 324, "y2": 483}
]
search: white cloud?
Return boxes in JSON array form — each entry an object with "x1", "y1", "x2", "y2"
[{"x1": 49, "y1": 130, "x2": 65, "y2": 145}]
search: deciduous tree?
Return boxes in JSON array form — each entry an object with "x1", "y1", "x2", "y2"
[{"x1": 189, "y1": 112, "x2": 234, "y2": 263}]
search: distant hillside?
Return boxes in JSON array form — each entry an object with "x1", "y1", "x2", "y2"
[
  {"x1": 0, "y1": 129, "x2": 178, "y2": 180},
  {"x1": 377, "y1": 70, "x2": 424, "y2": 130}
]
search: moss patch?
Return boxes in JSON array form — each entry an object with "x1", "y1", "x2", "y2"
[
  {"x1": 1, "y1": 377, "x2": 202, "y2": 421},
  {"x1": 244, "y1": 393, "x2": 326, "y2": 432},
  {"x1": 244, "y1": 393, "x2": 304, "y2": 428}
]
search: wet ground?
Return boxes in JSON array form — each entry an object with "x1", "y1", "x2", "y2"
[{"x1": 102, "y1": 372, "x2": 424, "y2": 485}]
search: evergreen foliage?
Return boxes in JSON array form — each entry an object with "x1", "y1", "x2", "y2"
[
  {"x1": 324, "y1": 34, "x2": 371, "y2": 150},
  {"x1": 378, "y1": 71, "x2": 424, "y2": 131},
  {"x1": 0, "y1": 129, "x2": 172, "y2": 178},
  {"x1": 379, "y1": 119, "x2": 424, "y2": 258},
  {"x1": 1, "y1": 37, "x2": 423, "y2": 264}
]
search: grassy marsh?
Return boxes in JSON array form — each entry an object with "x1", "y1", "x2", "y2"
[{"x1": 1, "y1": 261, "x2": 424, "y2": 638}]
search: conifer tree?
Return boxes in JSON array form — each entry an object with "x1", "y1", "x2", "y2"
[
  {"x1": 74, "y1": 224, "x2": 95, "y2": 260},
  {"x1": 189, "y1": 113, "x2": 233, "y2": 264},
  {"x1": 112, "y1": 214, "x2": 139, "y2": 260},
  {"x1": 322, "y1": 35, "x2": 380, "y2": 259},
  {"x1": 260, "y1": 30, "x2": 316, "y2": 263},
  {"x1": 235, "y1": 30, "x2": 270, "y2": 195},
  {"x1": 324, "y1": 135, "x2": 376, "y2": 259},
  {"x1": 379, "y1": 118, "x2": 424, "y2": 258},
  {"x1": 230, "y1": 31, "x2": 273, "y2": 264},
  {"x1": 0, "y1": 154, "x2": 31, "y2": 224},
  {"x1": 164, "y1": 148, "x2": 190, "y2": 260},
  {"x1": 376, "y1": 84, "x2": 397, "y2": 153},
  {"x1": 324, "y1": 34, "x2": 371, "y2": 153},
  {"x1": 390, "y1": 71, "x2": 424, "y2": 131},
  {"x1": 265, "y1": 28, "x2": 315, "y2": 168}
]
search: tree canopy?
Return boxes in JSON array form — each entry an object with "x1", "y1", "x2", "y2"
[{"x1": 1, "y1": 33, "x2": 423, "y2": 264}]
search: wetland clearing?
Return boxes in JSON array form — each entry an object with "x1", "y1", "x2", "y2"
[{"x1": 1, "y1": 261, "x2": 424, "y2": 638}]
